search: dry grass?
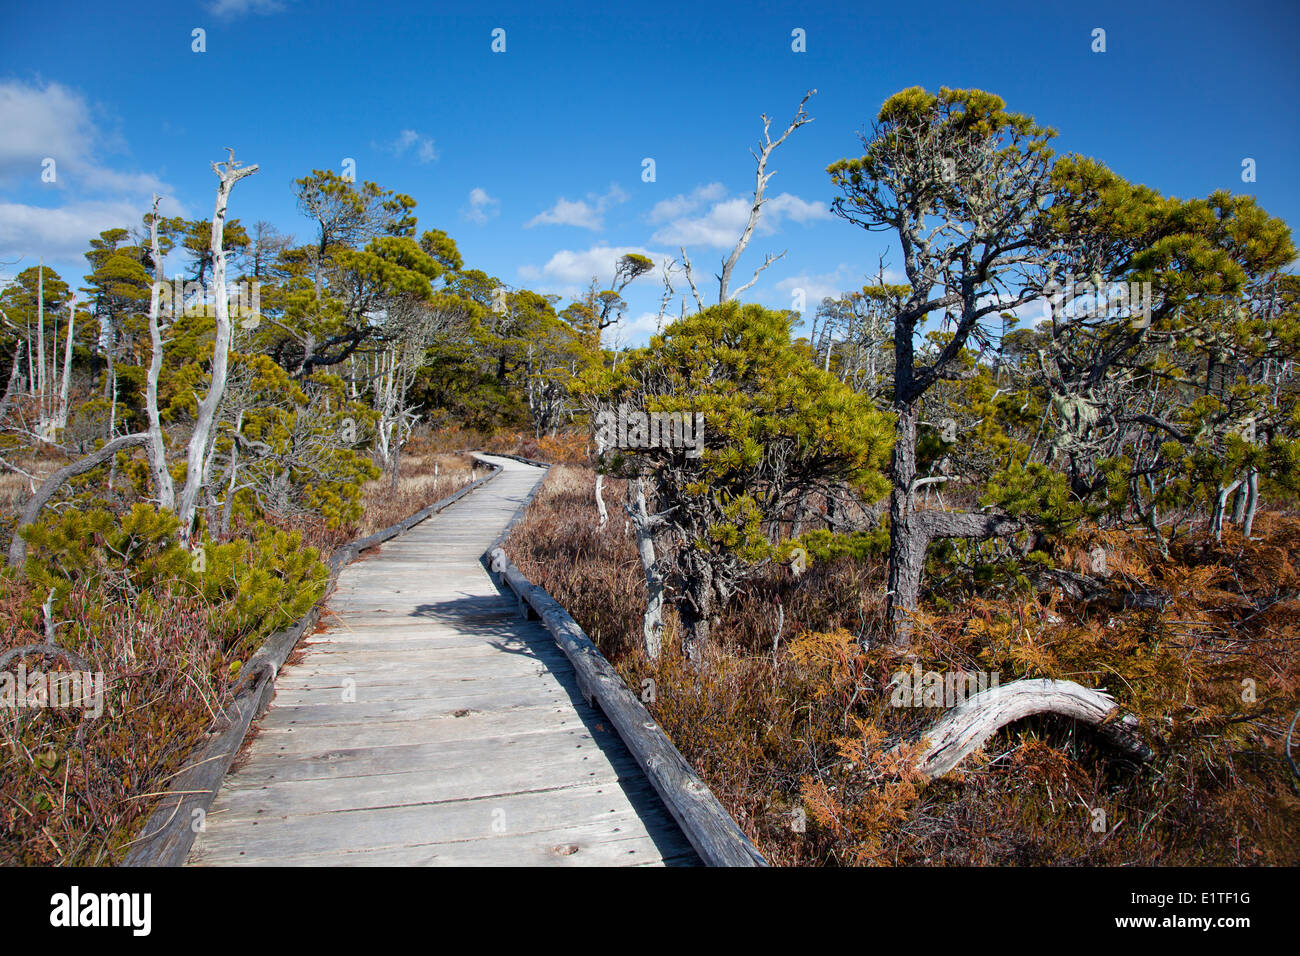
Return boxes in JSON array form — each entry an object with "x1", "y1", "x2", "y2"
[
  {"x1": 504, "y1": 464, "x2": 1300, "y2": 866},
  {"x1": 352, "y1": 446, "x2": 476, "y2": 537}
]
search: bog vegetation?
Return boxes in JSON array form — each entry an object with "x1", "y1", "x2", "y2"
[{"x1": 2, "y1": 86, "x2": 1297, "y2": 864}]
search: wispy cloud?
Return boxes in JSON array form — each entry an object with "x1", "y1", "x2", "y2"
[
  {"x1": 646, "y1": 182, "x2": 726, "y2": 224},
  {"x1": 0, "y1": 79, "x2": 182, "y2": 263},
  {"x1": 518, "y1": 243, "x2": 668, "y2": 294},
  {"x1": 0, "y1": 198, "x2": 185, "y2": 263},
  {"x1": 461, "y1": 187, "x2": 500, "y2": 224},
  {"x1": 206, "y1": 0, "x2": 288, "y2": 19},
  {"x1": 377, "y1": 129, "x2": 438, "y2": 164},
  {"x1": 526, "y1": 183, "x2": 628, "y2": 230}
]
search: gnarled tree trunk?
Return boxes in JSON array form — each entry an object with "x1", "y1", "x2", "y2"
[
  {"x1": 7, "y1": 433, "x2": 150, "y2": 571},
  {"x1": 625, "y1": 476, "x2": 665, "y2": 659}
]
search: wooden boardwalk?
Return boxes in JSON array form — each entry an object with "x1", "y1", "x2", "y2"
[{"x1": 188, "y1": 455, "x2": 698, "y2": 866}]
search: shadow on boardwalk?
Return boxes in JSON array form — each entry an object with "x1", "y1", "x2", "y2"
[{"x1": 187, "y1": 455, "x2": 699, "y2": 866}]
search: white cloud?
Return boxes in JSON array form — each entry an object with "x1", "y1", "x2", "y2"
[
  {"x1": 461, "y1": 186, "x2": 500, "y2": 224},
  {"x1": 516, "y1": 244, "x2": 672, "y2": 299},
  {"x1": 646, "y1": 182, "x2": 726, "y2": 224},
  {"x1": 652, "y1": 196, "x2": 750, "y2": 248},
  {"x1": 207, "y1": 0, "x2": 287, "y2": 18},
  {"x1": 765, "y1": 192, "x2": 832, "y2": 224},
  {"x1": 775, "y1": 266, "x2": 858, "y2": 312},
  {"x1": 524, "y1": 244, "x2": 665, "y2": 285},
  {"x1": 526, "y1": 183, "x2": 628, "y2": 230},
  {"x1": 613, "y1": 310, "x2": 671, "y2": 340},
  {"x1": 651, "y1": 189, "x2": 832, "y2": 248},
  {"x1": 379, "y1": 129, "x2": 438, "y2": 164},
  {"x1": 0, "y1": 197, "x2": 185, "y2": 262},
  {"x1": 0, "y1": 80, "x2": 182, "y2": 263},
  {"x1": 0, "y1": 80, "x2": 169, "y2": 195},
  {"x1": 0, "y1": 81, "x2": 91, "y2": 181}
]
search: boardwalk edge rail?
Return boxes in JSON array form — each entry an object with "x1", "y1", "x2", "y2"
[
  {"x1": 122, "y1": 459, "x2": 505, "y2": 867},
  {"x1": 481, "y1": 467, "x2": 767, "y2": 867}
]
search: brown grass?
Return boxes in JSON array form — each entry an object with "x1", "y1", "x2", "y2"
[{"x1": 504, "y1": 464, "x2": 1300, "y2": 866}]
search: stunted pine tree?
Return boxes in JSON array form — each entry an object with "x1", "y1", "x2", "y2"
[
  {"x1": 829, "y1": 87, "x2": 1060, "y2": 645},
  {"x1": 578, "y1": 302, "x2": 893, "y2": 665}
]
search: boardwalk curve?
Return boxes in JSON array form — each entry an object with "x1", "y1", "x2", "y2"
[{"x1": 187, "y1": 455, "x2": 698, "y2": 866}]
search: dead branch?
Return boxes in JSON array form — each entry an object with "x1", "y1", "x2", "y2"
[
  {"x1": 6, "y1": 432, "x2": 151, "y2": 571},
  {"x1": 908, "y1": 678, "x2": 1153, "y2": 778}
]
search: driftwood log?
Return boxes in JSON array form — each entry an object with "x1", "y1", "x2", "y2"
[{"x1": 910, "y1": 678, "x2": 1153, "y2": 778}]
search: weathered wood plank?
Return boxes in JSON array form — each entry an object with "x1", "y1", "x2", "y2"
[
  {"x1": 180, "y1": 455, "x2": 699, "y2": 867},
  {"x1": 487, "y1": 545, "x2": 767, "y2": 867}
]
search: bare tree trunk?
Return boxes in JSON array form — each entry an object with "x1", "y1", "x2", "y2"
[
  {"x1": 0, "y1": 340, "x2": 25, "y2": 422},
  {"x1": 36, "y1": 260, "x2": 49, "y2": 440},
  {"x1": 176, "y1": 152, "x2": 258, "y2": 548},
  {"x1": 102, "y1": 317, "x2": 115, "y2": 407},
  {"x1": 55, "y1": 298, "x2": 75, "y2": 432},
  {"x1": 1242, "y1": 468, "x2": 1260, "y2": 539},
  {"x1": 886, "y1": 406, "x2": 924, "y2": 645},
  {"x1": 144, "y1": 195, "x2": 175, "y2": 510},
  {"x1": 106, "y1": 368, "x2": 117, "y2": 491},
  {"x1": 626, "y1": 477, "x2": 665, "y2": 659},
  {"x1": 7, "y1": 433, "x2": 150, "y2": 571},
  {"x1": 678, "y1": 559, "x2": 713, "y2": 667},
  {"x1": 1210, "y1": 480, "x2": 1241, "y2": 544},
  {"x1": 593, "y1": 434, "x2": 609, "y2": 528},
  {"x1": 885, "y1": 405, "x2": 1021, "y2": 646}
]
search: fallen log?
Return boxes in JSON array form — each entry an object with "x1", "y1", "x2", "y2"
[
  {"x1": 486, "y1": 544, "x2": 767, "y2": 867},
  {"x1": 1038, "y1": 567, "x2": 1168, "y2": 611},
  {"x1": 910, "y1": 678, "x2": 1153, "y2": 778}
]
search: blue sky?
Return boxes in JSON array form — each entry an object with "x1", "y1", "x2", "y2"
[{"x1": 2, "y1": 0, "x2": 1297, "y2": 345}]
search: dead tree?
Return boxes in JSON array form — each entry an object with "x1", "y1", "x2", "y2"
[
  {"x1": 144, "y1": 194, "x2": 176, "y2": 510},
  {"x1": 175, "y1": 151, "x2": 258, "y2": 548},
  {"x1": 625, "y1": 475, "x2": 667, "y2": 658},
  {"x1": 679, "y1": 91, "x2": 817, "y2": 310},
  {"x1": 716, "y1": 90, "x2": 815, "y2": 303}
]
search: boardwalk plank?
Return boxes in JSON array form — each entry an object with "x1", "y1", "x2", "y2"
[{"x1": 188, "y1": 455, "x2": 697, "y2": 867}]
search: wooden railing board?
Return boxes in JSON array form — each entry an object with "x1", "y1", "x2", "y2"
[{"x1": 486, "y1": 543, "x2": 767, "y2": 868}]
